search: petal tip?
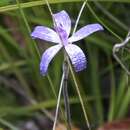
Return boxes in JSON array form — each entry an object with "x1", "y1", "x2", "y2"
[
  {"x1": 31, "y1": 26, "x2": 40, "y2": 38},
  {"x1": 74, "y1": 60, "x2": 87, "y2": 72},
  {"x1": 31, "y1": 26, "x2": 61, "y2": 43},
  {"x1": 65, "y1": 44, "x2": 87, "y2": 73},
  {"x1": 95, "y1": 23, "x2": 104, "y2": 31},
  {"x1": 40, "y1": 71, "x2": 47, "y2": 76},
  {"x1": 31, "y1": 32, "x2": 36, "y2": 39},
  {"x1": 40, "y1": 65, "x2": 47, "y2": 76},
  {"x1": 39, "y1": 44, "x2": 62, "y2": 76},
  {"x1": 75, "y1": 65, "x2": 87, "y2": 72},
  {"x1": 53, "y1": 10, "x2": 71, "y2": 36},
  {"x1": 40, "y1": 60, "x2": 48, "y2": 76},
  {"x1": 53, "y1": 10, "x2": 68, "y2": 16}
]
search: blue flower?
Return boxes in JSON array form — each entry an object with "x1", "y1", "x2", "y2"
[{"x1": 31, "y1": 10, "x2": 104, "y2": 76}]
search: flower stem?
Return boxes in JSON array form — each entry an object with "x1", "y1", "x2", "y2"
[
  {"x1": 44, "y1": 1, "x2": 69, "y2": 129},
  {"x1": 62, "y1": 59, "x2": 71, "y2": 130},
  {"x1": 45, "y1": 1, "x2": 90, "y2": 130},
  {"x1": 52, "y1": 73, "x2": 65, "y2": 130}
]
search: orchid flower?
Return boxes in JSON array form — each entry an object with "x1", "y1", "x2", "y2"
[{"x1": 31, "y1": 10, "x2": 104, "y2": 76}]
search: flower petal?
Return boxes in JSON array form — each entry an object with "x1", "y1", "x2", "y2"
[
  {"x1": 68, "y1": 23, "x2": 103, "y2": 43},
  {"x1": 56, "y1": 27, "x2": 68, "y2": 46},
  {"x1": 31, "y1": 26, "x2": 61, "y2": 43},
  {"x1": 53, "y1": 10, "x2": 71, "y2": 36},
  {"x1": 65, "y1": 44, "x2": 87, "y2": 72},
  {"x1": 40, "y1": 44, "x2": 62, "y2": 76}
]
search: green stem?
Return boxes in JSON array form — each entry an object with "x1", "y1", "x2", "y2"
[{"x1": 44, "y1": 1, "x2": 68, "y2": 128}]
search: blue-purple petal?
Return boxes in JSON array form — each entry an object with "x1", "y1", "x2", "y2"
[
  {"x1": 65, "y1": 44, "x2": 87, "y2": 72},
  {"x1": 68, "y1": 23, "x2": 104, "y2": 43},
  {"x1": 55, "y1": 27, "x2": 68, "y2": 46},
  {"x1": 40, "y1": 44, "x2": 62, "y2": 76},
  {"x1": 53, "y1": 10, "x2": 71, "y2": 36},
  {"x1": 31, "y1": 26, "x2": 61, "y2": 43}
]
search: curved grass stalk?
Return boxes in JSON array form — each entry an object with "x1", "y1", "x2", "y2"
[
  {"x1": 72, "y1": 0, "x2": 87, "y2": 34},
  {"x1": 15, "y1": 0, "x2": 57, "y2": 99},
  {"x1": 107, "y1": 58, "x2": 116, "y2": 121},
  {"x1": 117, "y1": 87, "x2": 130, "y2": 118},
  {"x1": 16, "y1": 0, "x2": 68, "y2": 126},
  {"x1": 15, "y1": 0, "x2": 40, "y2": 58},
  {"x1": 15, "y1": 0, "x2": 60, "y2": 121},
  {"x1": 0, "y1": 0, "x2": 130, "y2": 13},
  {"x1": 67, "y1": 59, "x2": 91, "y2": 130},
  {"x1": 71, "y1": 0, "x2": 91, "y2": 129}
]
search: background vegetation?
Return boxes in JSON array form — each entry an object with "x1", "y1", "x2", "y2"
[{"x1": 0, "y1": 0, "x2": 130, "y2": 130}]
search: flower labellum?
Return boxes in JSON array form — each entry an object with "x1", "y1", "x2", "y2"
[{"x1": 31, "y1": 10, "x2": 104, "y2": 76}]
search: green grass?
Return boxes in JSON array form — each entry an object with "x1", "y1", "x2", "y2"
[{"x1": 0, "y1": 0, "x2": 130, "y2": 130}]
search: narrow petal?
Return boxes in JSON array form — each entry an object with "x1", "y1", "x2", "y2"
[
  {"x1": 65, "y1": 44, "x2": 87, "y2": 72},
  {"x1": 40, "y1": 44, "x2": 62, "y2": 76},
  {"x1": 68, "y1": 23, "x2": 104, "y2": 43},
  {"x1": 31, "y1": 26, "x2": 61, "y2": 43},
  {"x1": 53, "y1": 10, "x2": 71, "y2": 36}
]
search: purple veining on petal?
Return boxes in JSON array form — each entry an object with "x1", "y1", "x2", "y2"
[
  {"x1": 31, "y1": 26, "x2": 61, "y2": 44},
  {"x1": 68, "y1": 23, "x2": 104, "y2": 43},
  {"x1": 55, "y1": 27, "x2": 68, "y2": 46},
  {"x1": 53, "y1": 10, "x2": 71, "y2": 37},
  {"x1": 40, "y1": 44, "x2": 62, "y2": 76},
  {"x1": 65, "y1": 44, "x2": 87, "y2": 72}
]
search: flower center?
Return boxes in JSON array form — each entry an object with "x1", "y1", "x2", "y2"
[{"x1": 55, "y1": 26, "x2": 68, "y2": 46}]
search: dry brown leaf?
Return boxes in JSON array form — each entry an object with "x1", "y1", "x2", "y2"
[{"x1": 97, "y1": 119, "x2": 130, "y2": 130}]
